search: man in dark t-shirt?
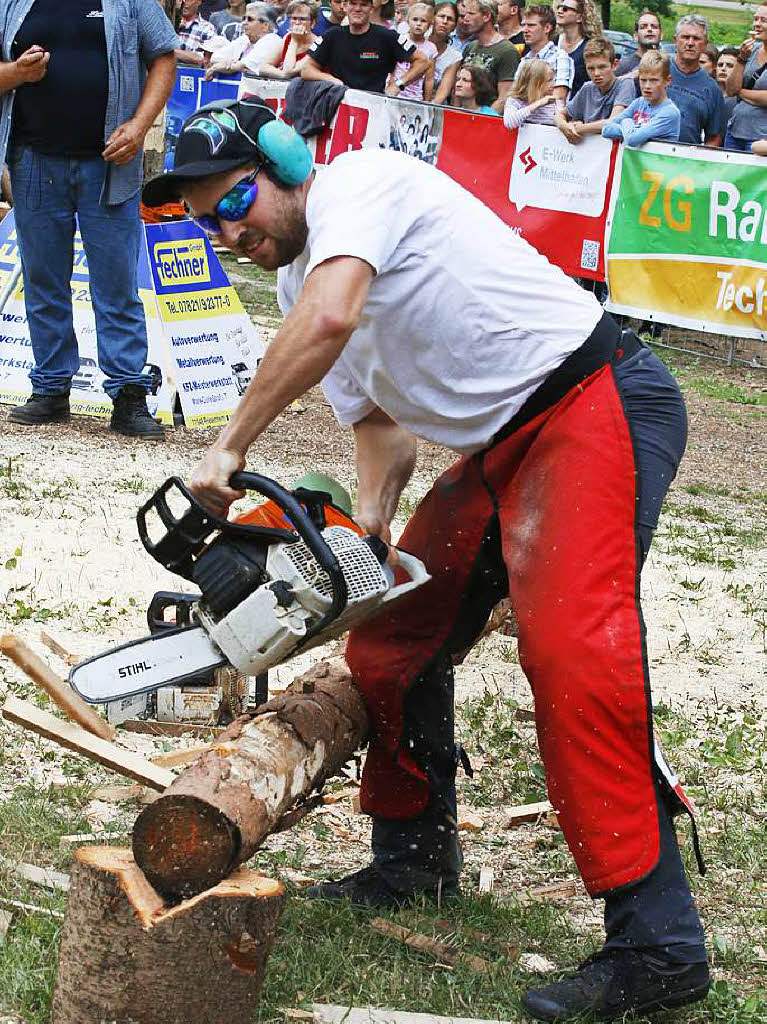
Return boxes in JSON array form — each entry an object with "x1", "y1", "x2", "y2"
[
  {"x1": 1, "y1": 0, "x2": 177, "y2": 437},
  {"x1": 301, "y1": 0, "x2": 429, "y2": 94}
]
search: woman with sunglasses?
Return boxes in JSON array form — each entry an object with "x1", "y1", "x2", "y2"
[
  {"x1": 258, "y1": 0, "x2": 321, "y2": 77},
  {"x1": 205, "y1": 1, "x2": 282, "y2": 76},
  {"x1": 554, "y1": 0, "x2": 601, "y2": 96}
]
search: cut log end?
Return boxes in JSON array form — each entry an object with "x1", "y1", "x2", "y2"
[{"x1": 132, "y1": 793, "x2": 241, "y2": 898}]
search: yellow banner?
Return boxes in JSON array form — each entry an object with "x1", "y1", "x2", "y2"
[
  {"x1": 609, "y1": 257, "x2": 767, "y2": 334},
  {"x1": 156, "y1": 286, "x2": 243, "y2": 322}
]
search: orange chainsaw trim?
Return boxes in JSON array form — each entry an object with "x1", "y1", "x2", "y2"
[{"x1": 233, "y1": 500, "x2": 363, "y2": 535}]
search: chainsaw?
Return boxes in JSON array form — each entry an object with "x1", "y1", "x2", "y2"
[{"x1": 69, "y1": 472, "x2": 430, "y2": 705}]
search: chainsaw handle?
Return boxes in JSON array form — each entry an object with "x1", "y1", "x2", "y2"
[
  {"x1": 383, "y1": 550, "x2": 431, "y2": 603},
  {"x1": 229, "y1": 471, "x2": 348, "y2": 629}
]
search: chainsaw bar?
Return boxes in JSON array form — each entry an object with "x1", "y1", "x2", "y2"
[{"x1": 69, "y1": 626, "x2": 227, "y2": 704}]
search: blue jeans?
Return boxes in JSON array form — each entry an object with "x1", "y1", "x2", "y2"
[
  {"x1": 9, "y1": 146, "x2": 150, "y2": 398},
  {"x1": 723, "y1": 131, "x2": 751, "y2": 152}
]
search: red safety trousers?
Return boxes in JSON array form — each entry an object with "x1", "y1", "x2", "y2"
[{"x1": 347, "y1": 359, "x2": 662, "y2": 898}]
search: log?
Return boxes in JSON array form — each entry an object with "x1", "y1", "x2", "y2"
[
  {"x1": 133, "y1": 658, "x2": 369, "y2": 898},
  {"x1": 0, "y1": 633, "x2": 114, "y2": 740},
  {"x1": 51, "y1": 846, "x2": 284, "y2": 1024}
]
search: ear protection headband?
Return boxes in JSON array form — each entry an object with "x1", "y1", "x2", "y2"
[{"x1": 199, "y1": 99, "x2": 314, "y2": 188}]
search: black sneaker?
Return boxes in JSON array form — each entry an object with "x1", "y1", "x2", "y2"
[
  {"x1": 110, "y1": 385, "x2": 165, "y2": 439},
  {"x1": 7, "y1": 391, "x2": 70, "y2": 424},
  {"x1": 303, "y1": 863, "x2": 457, "y2": 909},
  {"x1": 522, "y1": 948, "x2": 710, "y2": 1022}
]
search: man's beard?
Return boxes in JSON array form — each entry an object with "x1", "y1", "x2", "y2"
[{"x1": 235, "y1": 192, "x2": 308, "y2": 270}]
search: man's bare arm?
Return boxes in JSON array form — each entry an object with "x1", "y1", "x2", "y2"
[
  {"x1": 189, "y1": 256, "x2": 374, "y2": 514},
  {"x1": 300, "y1": 54, "x2": 344, "y2": 84},
  {"x1": 103, "y1": 52, "x2": 176, "y2": 164},
  {"x1": 353, "y1": 407, "x2": 417, "y2": 540}
]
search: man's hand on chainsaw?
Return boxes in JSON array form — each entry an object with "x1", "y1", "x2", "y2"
[
  {"x1": 354, "y1": 510, "x2": 400, "y2": 564},
  {"x1": 188, "y1": 447, "x2": 246, "y2": 517}
]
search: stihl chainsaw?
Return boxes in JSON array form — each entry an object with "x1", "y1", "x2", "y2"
[{"x1": 69, "y1": 472, "x2": 430, "y2": 705}]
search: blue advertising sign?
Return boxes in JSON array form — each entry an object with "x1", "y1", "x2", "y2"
[{"x1": 165, "y1": 67, "x2": 241, "y2": 170}]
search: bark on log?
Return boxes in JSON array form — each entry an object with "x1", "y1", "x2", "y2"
[
  {"x1": 52, "y1": 845, "x2": 284, "y2": 1024},
  {"x1": 133, "y1": 658, "x2": 369, "y2": 898}
]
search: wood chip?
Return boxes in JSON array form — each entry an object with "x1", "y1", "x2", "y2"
[
  {"x1": 58, "y1": 831, "x2": 130, "y2": 848},
  {"x1": 321, "y1": 785, "x2": 359, "y2": 805},
  {"x1": 283, "y1": 1011, "x2": 315, "y2": 1021},
  {"x1": 478, "y1": 866, "x2": 494, "y2": 894},
  {"x1": 1, "y1": 859, "x2": 70, "y2": 892},
  {"x1": 2, "y1": 695, "x2": 175, "y2": 791},
  {"x1": 39, "y1": 629, "x2": 81, "y2": 666},
  {"x1": 0, "y1": 897, "x2": 64, "y2": 920},
  {"x1": 518, "y1": 952, "x2": 557, "y2": 973},
  {"x1": 504, "y1": 801, "x2": 552, "y2": 827},
  {"x1": 90, "y1": 784, "x2": 146, "y2": 803},
  {"x1": 370, "y1": 918, "x2": 490, "y2": 974},
  {"x1": 151, "y1": 743, "x2": 211, "y2": 768},
  {"x1": 520, "y1": 879, "x2": 577, "y2": 906},
  {"x1": 0, "y1": 908, "x2": 12, "y2": 944},
  {"x1": 514, "y1": 708, "x2": 536, "y2": 723},
  {"x1": 457, "y1": 806, "x2": 484, "y2": 831}
]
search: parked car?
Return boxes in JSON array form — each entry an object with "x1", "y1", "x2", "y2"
[{"x1": 604, "y1": 30, "x2": 638, "y2": 58}]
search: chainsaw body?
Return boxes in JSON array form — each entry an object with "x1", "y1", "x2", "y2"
[{"x1": 69, "y1": 472, "x2": 429, "y2": 705}]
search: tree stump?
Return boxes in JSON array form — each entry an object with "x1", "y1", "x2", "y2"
[
  {"x1": 52, "y1": 845, "x2": 284, "y2": 1024},
  {"x1": 133, "y1": 658, "x2": 369, "y2": 898}
]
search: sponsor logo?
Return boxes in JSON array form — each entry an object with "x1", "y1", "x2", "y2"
[
  {"x1": 86, "y1": 9, "x2": 104, "y2": 16},
  {"x1": 187, "y1": 109, "x2": 238, "y2": 153},
  {"x1": 117, "y1": 660, "x2": 152, "y2": 679},
  {"x1": 360, "y1": 50, "x2": 382, "y2": 59},
  {"x1": 153, "y1": 238, "x2": 211, "y2": 287},
  {"x1": 519, "y1": 146, "x2": 537, "y2": 174}
]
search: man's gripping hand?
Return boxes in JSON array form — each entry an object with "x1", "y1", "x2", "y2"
[
  {"x1": 188, "y1": 447, "x2": 246, "y2": 518},
  {"x1": 15, "y1": 46, "x2": 49, "y2": 84}
]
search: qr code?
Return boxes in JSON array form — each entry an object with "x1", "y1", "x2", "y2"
[
  {"x1": 180, "y1": 75, "x2": 195, "y2": 93},
  {"x1": 580, "y1": 240, "x2": 600, "y2": 271}
]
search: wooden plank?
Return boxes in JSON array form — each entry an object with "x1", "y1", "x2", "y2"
[
  {"x1": 151, "y1": 743, "x2": 211, "y2": 768},
  {"x1": 39, "y1": 629, "x2": 81, "y2": 666},
  {"x1": 2, "y1": 696, "x2": 175, "y2": 791},
  {"x1": 121, "y1": 719, "x2": 225, "y2": 739},
  {"x1": 0, "y1": 634, "x2": 114, "y2": 741},
  {"x1": 504, "y1": 801, "x2": 552, "y2": 827},
  {"x1": 0, "y1": 896, "x2": 63, "y2": 920},
  {"x1": 370, "y1": 919, "x2": 490, "y2": 974},
  {"x1": 59, "y1": 832, "x2": 130, "y2": 848},
  {"x1": 1, "y1": 859, "x2": 70, "y2": 892},
  {"x1": 308, "y1": 1005, "x2": 514, "y2": 1024}
]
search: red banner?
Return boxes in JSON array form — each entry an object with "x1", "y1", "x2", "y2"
[{"x1": 239, "y1": 78, "x2": 617, "y2": 281}]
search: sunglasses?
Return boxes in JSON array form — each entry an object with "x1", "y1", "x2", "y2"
[
  {"x1": 185, "y1": 167, "x2": 262, "y2": 236},
  {"x1": 556, "y1": 3, "x2": 579, "y2": 10}
]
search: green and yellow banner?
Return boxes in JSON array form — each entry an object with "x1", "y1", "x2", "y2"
[{"x1": 606, "y1": 145, "x2": 767, "y2": 339}]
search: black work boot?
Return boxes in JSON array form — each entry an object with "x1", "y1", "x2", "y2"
[
  {"x1": 8, "y1": 391, "x2": 70, "y2": 424},
  {"x1": 522, "y1": 948, "x2": 710, "y2": 1022},
  {"x1": 303, "y1": 862, "x2": 458, "y2": 909},
  {"x1": 110, "y1": 385, "x2": 165, "y2": 439}
]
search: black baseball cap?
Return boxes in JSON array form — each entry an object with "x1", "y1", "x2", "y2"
[{"x1": 142, "y1": 99, "x2": 275, "y2": 208}]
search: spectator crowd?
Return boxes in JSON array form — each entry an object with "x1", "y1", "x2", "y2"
[{"x1": 175, "y1": 0, "x2": 767, "y2": 154}]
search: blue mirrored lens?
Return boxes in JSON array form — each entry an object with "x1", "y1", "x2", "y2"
[{"x1": 217, "y1": 179, "x2": 260, "y2": 222}]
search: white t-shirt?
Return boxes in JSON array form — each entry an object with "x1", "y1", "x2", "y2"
[{"x1": 277, "y1": 149, "x2": 603, "y2": 455}]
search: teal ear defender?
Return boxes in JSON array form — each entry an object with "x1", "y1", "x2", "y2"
[{"x1": 257, "y1": 118, "x2": 314, "y2": 187}]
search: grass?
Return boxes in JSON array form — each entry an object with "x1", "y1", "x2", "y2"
[
  {"x1": 1, "y1": 690, "x2": 764, "y2": 1024},
  {"x1": 609, "y1": 0, "x2": 752, "y2": 45}
]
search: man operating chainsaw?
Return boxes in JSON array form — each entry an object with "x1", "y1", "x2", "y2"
[{"x1": 143, "y1": 98, "x2": 710, "y2": 1023}]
